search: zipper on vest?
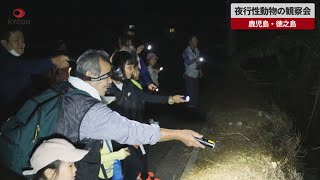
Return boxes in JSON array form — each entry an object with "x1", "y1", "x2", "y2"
[{"x1": 33, "y1": 107, "x2": 41, "y2": 143}]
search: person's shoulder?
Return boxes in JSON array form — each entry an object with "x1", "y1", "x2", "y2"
[
  {"x1": 106, "y1": 83, "x2": 118, "y2": 93},
  {"x1": 0, "y1": 47, "x2": 17, "y2": 60},
  {"x1": 183, "y1": 46, "x2": 191, "y2": 53}
]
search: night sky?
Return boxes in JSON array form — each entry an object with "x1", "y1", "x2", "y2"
[{"x1": 0, "y1": 0, "x2": 227, "y2": 57}]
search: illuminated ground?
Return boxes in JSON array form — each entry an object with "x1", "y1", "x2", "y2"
[{"x1": 182, "y1": 68, "x2": 303, "y2": 180}]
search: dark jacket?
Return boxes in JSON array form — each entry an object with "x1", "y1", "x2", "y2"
[
  {"x1": 138, "y1": 55, "x2": 154, "y2": 88},
  {"x1": 55, "y1": 88, "x2": 103, "y2": 180},
  {"x1": 0, "y1": 46, "x2": 53, "y2": 120},
  {"x1": 107, "y1": 80, "x2": 168, "y2": 122}
]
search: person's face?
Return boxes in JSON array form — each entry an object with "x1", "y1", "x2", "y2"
[
  {"x1": 86, "y1": 59, "x2": 113, "y2": 96},
  {"x1": 133, "y1": 66, "x2": 140, "y2": 80},
  {"x1": 124, "y1": 61, "x2": 134, "y2": 79},
  {"x1": 56, "y1": 162, "x2": 77, "y2": 180},
  {"x1": 127, "y1": 31, "x2": 135, "y2": 36},
  {"x1": 1, "y1": 30, "x2": 25, "y2": 55},
  {"x1": 149, "y1": 58, "x2": 157, "y2": 66},
  {"x1": 189, "y1": 36, "x2": 198, "y2": 48},
  {"x1": 44, "y1": 162, "x2": 77, "y2": 180}
]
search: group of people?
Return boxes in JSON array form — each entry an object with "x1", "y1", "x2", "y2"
[{"x1": 0, "y1": 25, "x2": 204, "y2": 180}]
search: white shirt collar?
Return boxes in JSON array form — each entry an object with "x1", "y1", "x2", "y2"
[{"x1": 68, "y1": 76, "x2": 101, "y2": 101}]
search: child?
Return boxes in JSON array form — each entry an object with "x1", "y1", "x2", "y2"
[
  {"x1": 146, "y1": 52, "x2": 160, "y2": 87},
  {"x1": 108, "y1": 51, "x2": 186, "y2": 180},
  {"x1": 131, "y1": 58, "x2": 143, "y2": 90},
  {"x1": 23, "y1": 138, "x2": 88, "y2": 180}
]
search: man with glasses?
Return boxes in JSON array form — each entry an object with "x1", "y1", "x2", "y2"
[{"x1": 54, "y1": 49, "x2": 205, "y2": 180}]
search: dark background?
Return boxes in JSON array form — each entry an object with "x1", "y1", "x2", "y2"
[
  {"x1": 1, "y1": 0, "x2": 320, "y2": 177},
  {"x1": 0, "y1": 0, "x2": 227, "y2": 89}
]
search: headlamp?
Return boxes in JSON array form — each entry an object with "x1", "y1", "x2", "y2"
[
  {"x1": 110, "y1": 67, "x2": 124, "y2": 81},
  {"x1": 72, "y1": 66, "x2": 123, "y2": 82}
]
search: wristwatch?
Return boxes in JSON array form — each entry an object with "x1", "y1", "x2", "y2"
[{"x1": 168, "y1": 96, "x2": 174, "y2": 105}]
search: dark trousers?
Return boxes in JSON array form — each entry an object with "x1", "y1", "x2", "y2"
[
  {"x1": 184, "y1": 74, "x2": 199, "y2": 108},
  {"x1": 123, "y1": 145, "x2": 149, "y2": 180}
]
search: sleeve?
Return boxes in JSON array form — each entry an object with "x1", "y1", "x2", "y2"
[
  {"x1": 182, "y1": 49, "x2": 195, "y2": 66},
  {"x1": 132, "y1": 82, "x2": 168, "y2": 104},
  {"x1": 4, "y1": 57, "x2": 54, "y2": 74},
  {"x1": 101, "y1": 150, "x2": 127, "y2": 163},
  {"x1": 22, "y1": 57, "x2": 54, "y2": 74},
  {"x1": 147, "y1": 66, "x2": 157, "y2": 85},
  {"x1": 80, "y1": 103, "x2": 161, "y2": 145}
]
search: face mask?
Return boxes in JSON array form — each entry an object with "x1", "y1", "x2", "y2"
[{"x1": 8, "y1": 49, "x2": 22, "y2": 57}]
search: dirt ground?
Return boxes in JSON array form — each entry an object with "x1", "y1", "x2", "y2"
[{"x1": 182, "y1": 64, "x2": 303, "y2": 180}]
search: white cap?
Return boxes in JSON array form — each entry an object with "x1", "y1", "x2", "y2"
[{"x1": 23, "y1": 138, "x2": 88, "y2": 175}]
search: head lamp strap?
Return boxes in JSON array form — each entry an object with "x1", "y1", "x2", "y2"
[{"x1": 73, "y1": 70, "x2": 111, "y2": 81}]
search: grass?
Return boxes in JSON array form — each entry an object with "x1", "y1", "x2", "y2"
[{"x1": 183, "y1": 105, "x2": 303, "y2": 180}]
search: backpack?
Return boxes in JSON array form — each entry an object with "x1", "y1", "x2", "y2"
[{"x1": 0, "y1": 82, "x2": 88, "y2": 175}]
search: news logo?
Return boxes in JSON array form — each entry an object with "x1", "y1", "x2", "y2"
[
  {"x1": 231, "y1": 3, "x2": 315, "y2": 30},
  {"x1": 8, "y1": 8, "x2": 31, "y2": 25},
  {"x1": 13, "y1": 8, "x2": 26, "y2": 19}
]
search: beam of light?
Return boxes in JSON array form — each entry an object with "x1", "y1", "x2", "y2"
[
  {"x1": 147, "y1": 45, "x2": 152, "y2": 50},
  {"x1": 199, "y1": 57, "x2": 204, "y2": 62},
  {"x1": 159, "y1": 67, "x2": 163, "y2": 71}
]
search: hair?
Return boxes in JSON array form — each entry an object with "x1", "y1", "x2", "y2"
[
  {"x1": 34, "y1": 160, "x2": 62, "y2": 180},
  {"x1": 111, "y1": 51, "x2": 135, "y2": 78},
  {"x1": 1, "y1": 26, "x2": 23, "y2": 41},
  {"x1": 76, "y1": 49, "x2": 111, "y2": 77},
  {"x1": 118, "y1": 35, "x2": 132, "y2": 49},
  {"x1": 132, "y1": 57, "x2": 139, "y2": 68}
]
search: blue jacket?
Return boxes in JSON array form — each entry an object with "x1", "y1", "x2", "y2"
[
  {"x1": 138, "y1": 55, "x2": 153, "y2": 88},
  {"x1": 0, "y1": 45, "x2": 53, "y2": 117}
]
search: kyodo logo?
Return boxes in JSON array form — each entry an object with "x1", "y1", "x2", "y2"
[
  {"x1": 13, "y1": 8, "x2": 26, "y2": 18},
  {"x1": 8, "y1": 8, "x2": 31, "y2": 25}
]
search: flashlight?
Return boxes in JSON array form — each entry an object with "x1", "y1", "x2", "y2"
[
  {"x1": 155, "y1": 88, "x2": 159, "y2": 92},
  {"x1": 195, "y1": 137, "x2": 215, "y2": 149},
  {"x1": 147, "y1": 45, "x2": 152, "y2": 50},
  {"x1": 183, "y1": 96, "x2": 190, "y2": 102},
  {"x1": 159, "y1": 67, "x2": 163, "y2": 71},
  {"x1": 139, "y1": 145, "x2": 146, "y2": 155},
  {"x1": 199, "y1": 57, "x2": 204, "y2": 62}
]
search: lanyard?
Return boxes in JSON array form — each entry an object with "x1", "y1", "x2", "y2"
[{"x1": 105, "y1": 140, "x2": 113, "y2": 152}]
